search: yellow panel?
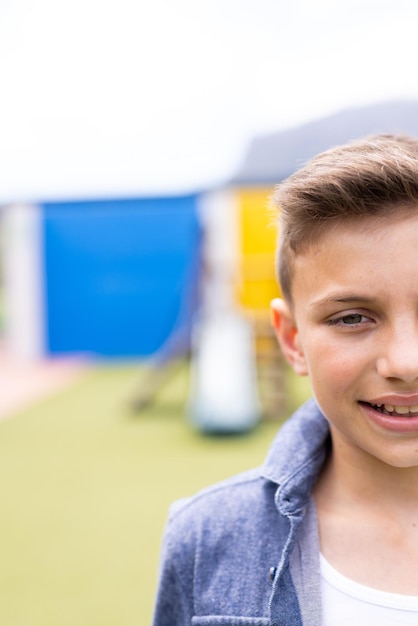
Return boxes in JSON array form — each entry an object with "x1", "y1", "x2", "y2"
[
  {"x1": 237, "y1": 280, "x2": 281, "y2": 311},
  {"x1": 238, "y1": 188, "x2": 277, "y2": 256},
  {"x1": 234, "y1": 186, "x2": 281, "y2": 312}
]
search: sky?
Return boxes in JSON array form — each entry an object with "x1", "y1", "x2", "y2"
[{"x1": 0, "y1": 0, "x2": 418, "y2": 201}]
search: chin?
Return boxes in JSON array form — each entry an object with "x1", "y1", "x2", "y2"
[{"x1": 376, "y1": 451, "x2": 418, "y2": 470}]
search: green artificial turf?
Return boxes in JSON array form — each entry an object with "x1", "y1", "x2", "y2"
[{"x1": 0, "y1": 361, "x2": 311, "y2": 626}]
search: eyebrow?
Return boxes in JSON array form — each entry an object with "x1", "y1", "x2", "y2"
[{"x1": 309, "y1": 294, "x2": 376, "y2": 309}]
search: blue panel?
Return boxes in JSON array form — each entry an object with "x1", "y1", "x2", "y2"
[{"x1": 43, "y1": 196, "x2": 202, "y2": 357}]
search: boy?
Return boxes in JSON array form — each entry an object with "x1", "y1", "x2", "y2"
[{"x1": 152, "y1": 134, "x2": 418, "y2": 625}]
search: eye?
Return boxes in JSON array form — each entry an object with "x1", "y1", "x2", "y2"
[
  {"x1": 327, "y1": 312, "x2": 372, "y2": 327},
  {"x1": 341, "y1": 313, "x2": 363, "y2": 325}
]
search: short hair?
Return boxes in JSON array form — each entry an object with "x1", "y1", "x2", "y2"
[{"x1": 271, "y1": 134, "x2": 418, "y2": 303}]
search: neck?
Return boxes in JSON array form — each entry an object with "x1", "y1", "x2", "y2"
[
  {"x1": 316, "y1": 431, "x2": 418, "y2": 516},
  {"x1": 314, "y1": 432, "x2": 418, "y2": 595}
]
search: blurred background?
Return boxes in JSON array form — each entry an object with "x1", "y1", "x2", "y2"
[{"x1": 1, "y1": 0, "x2": 418, "y2": 624}]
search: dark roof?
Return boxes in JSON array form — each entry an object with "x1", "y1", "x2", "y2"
[{"x1": 231, "y1": 100, "x2": 418, "y2": 185}]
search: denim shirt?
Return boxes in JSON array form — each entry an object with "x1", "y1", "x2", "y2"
[{"x1": 152, "y1": 399, "x2": 330, "y2": 626}]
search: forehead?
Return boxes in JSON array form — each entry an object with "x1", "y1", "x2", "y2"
[{"x1": 291, "y1": 211, "x2": 418, "y2": 307}]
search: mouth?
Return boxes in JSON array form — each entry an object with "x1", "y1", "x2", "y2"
[{"x1": 364, "y1": 401, "x2": 418, "y2": 418}]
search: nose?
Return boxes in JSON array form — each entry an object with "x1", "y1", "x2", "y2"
[{"x1": 376, "y1": 323, "x2": 418, "y2": 383}]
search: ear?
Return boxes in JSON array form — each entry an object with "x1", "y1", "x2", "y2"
[{"x1": 270, "y1": 298, "x2": 308, "y2": 376}]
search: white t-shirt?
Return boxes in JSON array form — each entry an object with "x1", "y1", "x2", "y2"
[{"x1": 320, "y1": 554, "x2": 418, "y2": 625}]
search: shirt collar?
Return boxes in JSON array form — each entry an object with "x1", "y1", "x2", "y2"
[{"x1": 262, "y1": 398, "x2": 330, "y2": 514}]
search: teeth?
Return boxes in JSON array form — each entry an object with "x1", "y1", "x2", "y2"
[
  {"x1": 371, "y1": 403, "x2": 418, "y2": 415},
  {"x1": 393, "y1": 405, "x2": 410, "y2": 415}
]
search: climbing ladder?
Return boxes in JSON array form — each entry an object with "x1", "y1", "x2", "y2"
[{"x1": 234, "y1": 187, "x2": 287, "y2": 420}]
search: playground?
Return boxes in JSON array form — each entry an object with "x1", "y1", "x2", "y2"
[
  {"x1": 0, "y1": 353, "x2": 310, "y2": 626},
  {"x1": 0, "y1": 180, "x2": 317, "y2": 625}
]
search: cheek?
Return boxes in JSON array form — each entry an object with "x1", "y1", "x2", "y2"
[{"x1": 305, "y1": 340, "x2": 361, "y2": 393}]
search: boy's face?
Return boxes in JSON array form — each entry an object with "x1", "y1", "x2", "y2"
[{"x1": 272, "y1": 209, "x2": 418, "y2": 469}]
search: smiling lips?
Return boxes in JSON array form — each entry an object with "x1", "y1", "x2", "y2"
[{"x1": 369, "y1": 402, "x2": 418, "y2": 417}]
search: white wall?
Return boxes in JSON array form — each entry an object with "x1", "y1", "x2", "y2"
[{"x1": 1, "y1": 204, "x2": 45, "y2": 360}]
